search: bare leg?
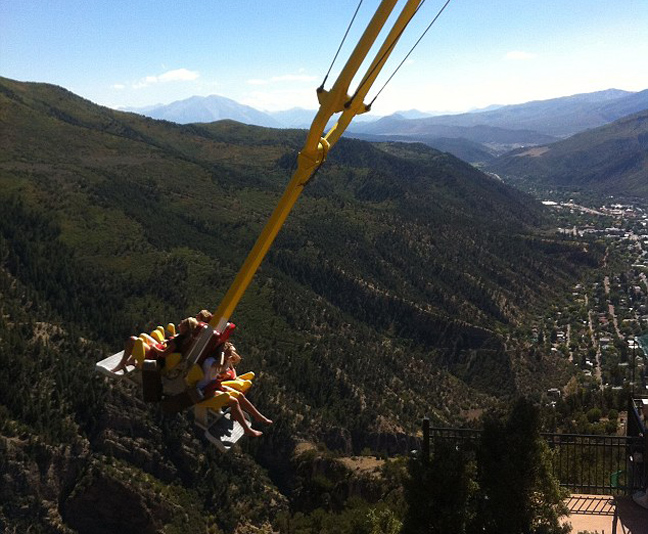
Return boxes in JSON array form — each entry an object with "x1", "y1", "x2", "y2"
[
  {"x1": 111, "y1": 336, "x2": 137, "y2": 372},
  {"x1": 228, "y1": 398, "x2": 262, "y2": 437},
  {"x1": 237, "y1": 394, "x2": 273, "y2": 425}
]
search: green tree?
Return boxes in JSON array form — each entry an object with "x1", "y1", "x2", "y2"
[
  {"x1": 586, "y1": 407, "x2": 602, "y2": 423},
  {"x1": 402, "y1": 440, "x2": 476, "y2": 534},
  {"x1": 471, "y1": 398, "x2": 570, "y2": 534}
]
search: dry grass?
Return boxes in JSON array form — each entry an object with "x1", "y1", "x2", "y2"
[{"x1": 514, "y1": 147, "x2": 550, "y2": 158}]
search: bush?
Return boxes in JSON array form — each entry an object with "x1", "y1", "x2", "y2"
[{"x1": 586, "y1": 407, "x2": 602, "y2": 423}]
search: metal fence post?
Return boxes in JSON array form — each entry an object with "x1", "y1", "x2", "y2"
[{"x1": 422, "y1": 416, "x2": 430, "y2": 465}]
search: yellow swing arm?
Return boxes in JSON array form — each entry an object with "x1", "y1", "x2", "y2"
[{"x1": 210, "y1": 0, "x2": 425, "y2": 332}]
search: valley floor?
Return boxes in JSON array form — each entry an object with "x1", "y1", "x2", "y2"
[{"x1": 535, "y1": 199, "x2": 648, "y2": 395}]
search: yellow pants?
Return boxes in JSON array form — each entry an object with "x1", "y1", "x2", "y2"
[
  {"x1": 220, "y1": 371, "x2": 255, "y2": 394},
  {"x1": 196, "y1": 371, "x2": 255, "y2": 411}
]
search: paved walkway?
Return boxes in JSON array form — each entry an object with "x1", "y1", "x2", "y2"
[{"x1": 564, "y1": 495, "x2": 648, "y2": 534}]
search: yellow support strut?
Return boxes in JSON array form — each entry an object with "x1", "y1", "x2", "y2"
[{"x1": 210, "y1": 0, "x2": 425, "y2": 332}]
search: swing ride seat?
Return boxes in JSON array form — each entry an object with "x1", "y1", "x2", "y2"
[
  {"x1": 95, "y1": 324, "x2": 175, "y2": 379},
  {"x1": 96, "y1": 321, "x2": 234, "y2": 383},
  {"x1": 95, "y1": 350, "x2": 136, "y2": 378},
  {"x1": 184, "y1": 321, "x2": 235, "y2": 368},
  {"x1": 95, "y1": 346, "x2": 243, "y2": 451},
  {"x1": 184, "y1": 360, "x2": 252, "y2": 452},
  {"x1": 203, "y1": 409, "x2": 250, "y2": 453}
]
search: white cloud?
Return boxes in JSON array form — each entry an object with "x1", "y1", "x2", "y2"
[
  {"x1": 505, "y1": 51, "x2": 537, "y2": 61},
  {"x1": 271, "y1": 74, "x2": 317, "y2": 83},
  {"x1": 111, "y1": 83, "x2": 126, "y2": 90},
  {"x1": 132, "y1": 68, "x2": 200, "y2": 89},
  {"x1": 158, "y1": 68, "x2": 199, "y2": 82}
]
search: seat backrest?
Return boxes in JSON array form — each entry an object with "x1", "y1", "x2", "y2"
[
  {"x1": 185, "y1": 363, "x2": 204, "y2": 387},
  {"x1": 182, "y1": 322, "x2": 237, "y2": 383},
  {"x1": 184, "y1": 324, "x2": 214, "y2": 367},
  {"x1": 151, "y1": 327, "x2": 165, "y2": 343}
]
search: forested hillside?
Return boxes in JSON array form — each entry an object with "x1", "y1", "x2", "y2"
[
  {"x1": 0, "y1": 76, "x2": 604, "y2": 532},
  {"x1": 488, "y1": 110, "x2": 648, "y2": 199}
]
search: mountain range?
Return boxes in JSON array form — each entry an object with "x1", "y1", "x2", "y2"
[
  {"x1": 353, "y1": 89, "x2": 648, "y2": 138},
  {"x1": 124, "y1": 98, "x2": 381, "y2": 129},
  {"x1": 124, "y1": 88, "x2": 648, "y2": 164},
  {"x1": 487, "y1": 109, "x2": 648, "y2": 198}
]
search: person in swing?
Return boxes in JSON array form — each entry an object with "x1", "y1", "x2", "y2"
[
  {"x1": 111, "y1": 317, "x2": 201, "y2": 373},
  {"x1": 198, "y1": 342, "x2": 272, "y2": 437}
]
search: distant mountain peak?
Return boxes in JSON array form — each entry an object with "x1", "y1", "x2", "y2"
[
  {"x1": 127, "y1": 93, "x2": 282, "y2": 128},
  {"x1": 391, "y1": 109, "x2": 435, "y2": 120}
]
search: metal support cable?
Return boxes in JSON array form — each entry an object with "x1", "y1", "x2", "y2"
[
  {"x1": 346, "y1": 0, "x2": 428, "y2": 107},
  {"x1": 369, "y1": 0, "x2": 452, "y2": 107},
  {"x1": 321, "y1": 0, "x2": 365, "y2": 89}
]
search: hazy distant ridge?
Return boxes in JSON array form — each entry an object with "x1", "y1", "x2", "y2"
[
  {"x1": 128, "y1": 88, "x2": 647, "y2": 136},
  {"x1": 350, "y1": 89, "x2": 648, "y2": 138},
  {"x1": 487, "y1": 109, "x2": 648, "y2": 198}
]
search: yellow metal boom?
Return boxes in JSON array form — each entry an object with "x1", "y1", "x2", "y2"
[{"x1": 210, "y1": 0, "x2": 425, "y2": 332}]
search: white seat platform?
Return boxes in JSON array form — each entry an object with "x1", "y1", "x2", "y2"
[
  {"x1": 95, "y1": 351, "x2": 136, "y2": 378},
  {"x1": 204, "y1": 411, "x2": 247, "y2": 453}
]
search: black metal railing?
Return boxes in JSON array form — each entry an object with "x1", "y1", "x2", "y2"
[
  {"x1": 627, "y1": 395, "x2": 648, "y2": 494},
  {"x1": 423, "y1": 419, "x2": 646, "y2": 495},
  {"x1": 628, "y1": 396, "x2": 647, "y2": 439},
  {"x1": 543, "y1": 433, "x2": 644, "y2": 494}
]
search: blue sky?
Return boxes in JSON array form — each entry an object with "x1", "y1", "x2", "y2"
[{"x1": 2, "y1": 0, "x2": 647, "y2": 116}]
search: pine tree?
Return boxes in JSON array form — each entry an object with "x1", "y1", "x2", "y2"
[
  {"x1": 471, "y1": 398, "x2": 570, "y2": 534},
  {"x1": 402, "y1": 440, "x2": 476, "y2": 534}
]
